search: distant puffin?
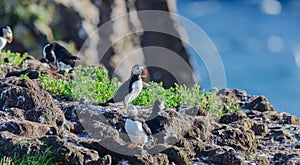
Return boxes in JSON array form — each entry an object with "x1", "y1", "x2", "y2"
[
  {"x1": 125, "y1": 105, "x2": 152, "y2": 148},
  {"x1": 98, "y1": 65, "x2": 147, "y2": 112},
  {"x1": 0, "y1": 26, "x2": 13, "y2": 50},
  {"x1": 42, "y1": 42, "x2": 80, "y2": 72}
]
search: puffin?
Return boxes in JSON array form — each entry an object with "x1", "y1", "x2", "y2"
[
  {"x1": 98, "y1": 65, "x2": 147, "y2": 112},
  {"x1": 42, "y1": 42, "x2": 80, "y2": 72},
  {"x1": 0, "y1": 26, "x2": 13, "y2": 50},
  {"x1": 125, "y1": 105, "x2": 152, "y2": 149}
]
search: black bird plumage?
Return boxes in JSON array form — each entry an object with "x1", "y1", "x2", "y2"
[
  {"x1": 43, "y1": 42, "x2": 80, "y2": 70},
  {"x1": 98, "y1": 74, "x2": 141, "y2": 106}
]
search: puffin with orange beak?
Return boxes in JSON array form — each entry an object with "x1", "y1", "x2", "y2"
[
  {"x1": 0, "y1": 26, "x2": 13, "y2": 50},
  {"x1": 99, "y1": 65, "x2": 147, "y2": 112}
]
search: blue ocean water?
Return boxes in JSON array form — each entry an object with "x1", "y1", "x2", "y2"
[{"x1": 177, "y1": 0, "x2": 300, "y2": 117}]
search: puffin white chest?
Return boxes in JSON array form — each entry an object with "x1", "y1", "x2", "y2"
[
  {"x1": 124, "y1": 79, "x2": 143, "y2": 105},
  {"x1": 0, "y1": 37, "x2": 7, "y2": 50},
  {"x1": 125, "y1": 118, "x2": 148, "y2": 144},
  {"x1": 57, "y1": 61, "x2": 72, "y2": 71}
]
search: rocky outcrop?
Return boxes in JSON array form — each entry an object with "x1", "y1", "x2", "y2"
[
  {"x1": 218, "y1": 88, "x2": 275, "y2": 112},
  {"x1": 0, "y1": 77, "x2": 64, "y2": 127},
  {"x1": 217, "y1": 89, "x2": 300, "y2": 165},
  {"x1": 0, "y1": 57, "x2": 299, "y2": 164}
]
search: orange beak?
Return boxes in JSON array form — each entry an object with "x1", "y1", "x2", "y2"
[
  {"x1": 7, "y1": 36, "x2": 13, "y2": 44},
  {"x1": 141, "y1": 68, "x2": 147, "y2": 77}
]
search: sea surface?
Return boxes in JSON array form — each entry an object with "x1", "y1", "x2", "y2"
[{"x1": 177, "y1": 0, "x2": 300, "y2": 117}]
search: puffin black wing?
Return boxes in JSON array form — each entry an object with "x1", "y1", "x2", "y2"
[
  {"x1": 52, "y1": 42, "x2": 80, "y2": 67},
  {"x1": 128, "y1": 75, "x2": 140, "y2": 94},
  {"x1": 142, "y1": 121, "x2": 152, "y2": 136},
  {"x1": 146, "y1": 115, "x2": 170, "y2": 134},
  {"x1": 98, "y1": 98, "x2": 114, "y2": 106},
  {"x1": 0, "y1": 27, "x2": 3, "y2": 37}
]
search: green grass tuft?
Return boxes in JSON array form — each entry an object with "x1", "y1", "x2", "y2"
[{"x1": 0, "y1": 147, "x2": 60, "y2": 165}]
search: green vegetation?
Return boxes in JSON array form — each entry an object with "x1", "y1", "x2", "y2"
[
  {"x1": 0, "y1": 51, "x2": 238, "y2": 118},
  {"x1": 39, "y1": 65, "x2": 239, "y2": 119},
  {"x1": 0, "y1": 51, "x2": 28, "y2": 65},
  {"x1": 40, "y1": 65, "x2": 120, "y2": 102},
  {"x1": 0, "y1": 147, "x2": 60, "y2": 165}
]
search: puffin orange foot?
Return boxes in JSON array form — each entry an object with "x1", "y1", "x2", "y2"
[
  {"x1": 128, "y1": 143, "x2": 137, "y2": 148},
  {"x1": 48, "y1": 67, "x2": 59, "y2": 72}
]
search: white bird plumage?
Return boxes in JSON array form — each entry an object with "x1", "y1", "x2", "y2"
[
  {"x1": 124, "y1": 80, "x2": 143, "y2": 108},
  {"x1": 0, "y1": 26, "x2": 13, "y2": 50},
  {"x1": 125, "y1": 105, "x2": 151, "y2": 149}
]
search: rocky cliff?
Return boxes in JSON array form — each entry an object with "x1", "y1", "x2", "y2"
[{"x1": 0, "y1": 56, "x2": 299, "y2": 165}]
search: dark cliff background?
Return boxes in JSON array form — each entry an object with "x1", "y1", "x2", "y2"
[{"x1": 0, "y1": 0, "x2": 195, "y2": 88}]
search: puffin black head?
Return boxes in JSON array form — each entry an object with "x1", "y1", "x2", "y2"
[
  {"x1": 42, "y1": 43, "x2": 59, "y2": 70},
  {"x1": 43, "y1": 44, "x2": 56, "y2": 63},
  {"x1": 1, "y1": 26, "x2": 13, "y2": 43},
  {"x1": 131, "y1": 65, "x2": 147, "y2": 77}
]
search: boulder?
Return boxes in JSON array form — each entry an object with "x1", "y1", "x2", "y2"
[
  {"x1": 251, "y1": 122, "x2": 269, "y2": 136},
  {"x1": 0, "y1": 77, "x2": 65, "y2": 127},
  {"x1": 244, "y1": 96, "x2": 275, "y2": 112},
  {"x1": 212, "y1": 125, "x2": 257, "y2": 154},
  {"x1": 219, "y1": 110, "x2": 248, "y2": 124},
  {"x1": 0, "y1": 131, "x2": 103, "y2": 165},
  {"x1": 0, "y1": 120, "x2": 59, "y2": 137},
  {"x1": 185, "y1": 115, "x2": 213, "y2": 142}
]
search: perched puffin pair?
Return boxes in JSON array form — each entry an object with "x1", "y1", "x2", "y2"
[
  {"x1": 125, "y1": 105, "x2": 152, "y2": 149},
  {"x1": 97, "y1": 65, "x2": 150, "y2": 148},
  {"x1": 42, "y1": 42, "x2": 80, "y2": 72},
  {"x1": 0, "y1": 26, "x2": 13, "y2": 50},
  {"x1": 124, "y1": 100, "x2": 169, "y2": 149}
]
